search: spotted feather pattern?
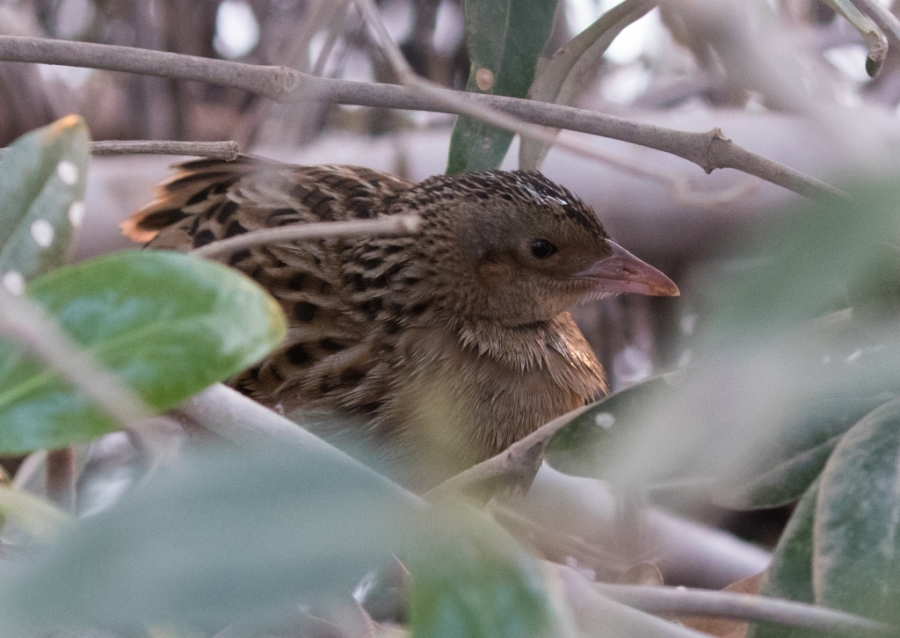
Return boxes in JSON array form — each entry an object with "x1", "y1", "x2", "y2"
[{"x1": 126, "y1": 155, "x2": 608, "y2": 489}]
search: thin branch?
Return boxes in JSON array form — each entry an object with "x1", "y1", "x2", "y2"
[
  {"x1": 190, "y1": 214, "x2": 421, "y2": 259},
  {"x1": 0, "y1": 35, "x2": 841, "y2": 202},
  {"x1": 90, "y1": 140, "x2": 240, "y2": 159},
  {"x1": 424, "y1": 404, "x2": 593, "y2": 503},
  {"x1": 350, "y1": 0, "x2": 763, "y2": 203},
  {"x1": 594, "y1": 582, "x2": 892, "y2": 636},
  {"x1": 45, "y1": 447, "x2": 76, "y2": 513},
  {"x1": 175, "y1": 384, "x2": 426, "y2": 511},
  {"x1": 849, "y1": 0, "x2": 900, "y2": 48},
  {"x1": 0, "y1": 140, "x2": 241, "y2": 160}
]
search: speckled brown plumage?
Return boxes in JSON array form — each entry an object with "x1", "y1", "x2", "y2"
[{"x1": 124, "y1": 155, "x2": 678, "y2": 490}]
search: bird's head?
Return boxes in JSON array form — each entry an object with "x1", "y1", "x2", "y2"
[{"x1": 406, "y1": 170, "x2": 679, "y2": 327}]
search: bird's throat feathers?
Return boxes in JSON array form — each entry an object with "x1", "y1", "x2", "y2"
[{"x1": 455, "y1": 312, "x2": 604, "y2": 381}]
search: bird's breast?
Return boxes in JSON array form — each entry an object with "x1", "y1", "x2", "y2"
[{"x1": 378, "y1": 319, "x2": 605, "y2": 487}]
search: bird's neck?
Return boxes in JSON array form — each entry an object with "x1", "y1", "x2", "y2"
[{"x1": 453, "y1": 312, "x2": 601, "y2": 376}]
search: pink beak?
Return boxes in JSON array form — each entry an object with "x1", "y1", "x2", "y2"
[{"x1": 575, "y1": 241, "x2": 679, "y2": 297}]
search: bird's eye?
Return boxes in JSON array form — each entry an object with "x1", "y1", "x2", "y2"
[{"x1": 530, "y1": 239, "x2": 558, "y2": 259}]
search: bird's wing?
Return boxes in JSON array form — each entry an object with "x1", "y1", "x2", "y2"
[{"x1": 122, "y1": 155, "x2": 416, "y2": 413}]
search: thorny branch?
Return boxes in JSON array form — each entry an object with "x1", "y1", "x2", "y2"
[{"x1": 0, "y1": 35, "x2": 842, "y2": 202}]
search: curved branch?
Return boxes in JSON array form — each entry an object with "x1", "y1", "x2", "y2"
[{"x1": 0, "y1": 35, "x2": 841, "y2": 202}]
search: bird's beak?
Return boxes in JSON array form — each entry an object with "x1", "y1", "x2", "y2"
[{"x1": 576, "y1": 241, "x2": 680, "y2": 297}]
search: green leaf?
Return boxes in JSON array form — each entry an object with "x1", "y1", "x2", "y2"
[
  {"x1": 0, "y1": 250, "x2": 287, "y2": 454},
  {"x1": 747, "y1": 479, "x2": 818, "y2": 638},
  {"x1": 0, "y1": 115, "x2": 90, "y2": 282},
  {"x1": 0, "y1": 443, "x2": 418, "y2": 634},
  {"x1": 519, "y1": 0, "x2": 655, "y2": 170},
  {"x1": 408, "y1": 506, "x2": 557, "y2": 638},
  {"x1": 814, "y1": 398, "x2": 900, "y2": 624},
  {"x1": 447, "y1": 0, "x2": 559, "y2": 174},
  {"x1": 712, "y1": 394, "x2": 894, "y2": 509},
  {"x1": 0, "y1": 485, "x2": 70, "y2": 539},
  {"x1": 544, "y1": 375, "x2": 678, "y2": 481}
]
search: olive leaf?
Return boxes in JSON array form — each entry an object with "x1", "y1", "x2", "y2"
[{"x1": 447, "y1": 0, "x2": 559, "y2": 174}]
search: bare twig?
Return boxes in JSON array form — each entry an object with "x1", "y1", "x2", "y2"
[
  {"x1": 45, "y1": 447, "x2": 76, "y2": 513},
  {"x1": 849, "y1": 0, "x2": 900, "y2": 48},
  {"x1": 0, "y1": 140, "x2": 240, "y2": 160},
  {"x1": 424, "y1": 404, "x2": 592, "y2": 503},
  {"x1": 0, "y1": 35, "x2": 841, "y2": 201},
  {"x1": 594, "y1": 582, "x2": 892, "y2": 636},
  {"x1": 350, "y1": 0, "x2": 764, "y2": 204},
  {"x1": 190, "y1": 214, "x2": 421, "y2": 259},
  {"x1": 90, "y1": 140, "x2": 240, "y2": 159},
  {"x1": 175, "y1": 384, "x2": 426, "y2": 511}
]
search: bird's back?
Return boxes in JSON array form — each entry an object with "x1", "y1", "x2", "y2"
[{"x1": 124, "y1": 156, "x2": 418, "y2": 417}]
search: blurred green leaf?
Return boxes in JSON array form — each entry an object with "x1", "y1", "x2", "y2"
[
  {"x1": 0, "y1": 115, "x2": 89, "y2": 282},
  {"x1": 0, "y1": 250, "x2": 287, "y2": 454},
  {"x1": 814, "y1": 398, "x2": 900, "y2": 624},
  {"x1": 0, "y1": 443, "x2": 418, "y2": 634},
  {"x1": 0, "y1": 485, "x2": 70, "y2": 539},
  {"x1": 544, "y1": 375, "x2": 678, "y2": 481},
  {"x1": 747, "y1": 479, "x2": 818, "y2": 638},
  {"x1": 447, "y1": 0, "x2": 559, "y2": 173},
  {"x1": 408, "y1": 506, "x2": 557, "y2": 638},
  {"x1": 519, "y1": 0, "x2": 655, "y2": 170},
  {"x1": 712, "y1": 394, "x2": 894, "y2": 509},
  {"x1": 585, "y1": 180, "x2": 900, "y2": 491}
]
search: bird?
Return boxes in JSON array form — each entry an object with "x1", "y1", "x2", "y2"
[{"x1": 123, "y1": 155, "x2": 679, "y2": 490}]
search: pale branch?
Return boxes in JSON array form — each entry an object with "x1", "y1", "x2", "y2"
[
  {"x1": 350, "y1": 0, "x2": 781, "y2": 204},
  {"x1": 0, "y1": 140, "x2": 241, "y2": 159},
  {"x1": 175, "y1": 384, "x2": 426, "y2": 511},
  {"x1": 90, "y1": 140, "x2": 240, "y2": 159},
  {"x1": 553, "y1": 564, "x2": 715, "y2": 638},
  {"x1": 850, "y1": 0, "x2": 900, "y2": 48},
  {"x1": 190, "y1": 214, "x2": 421, "y2": 259},
  {"x1": 45, "y1": 447, "x2": 76, "y2": 513},
  {"x1": 0, "y1": 36, "x2": 297, "y2": 101},
  {"x1": 594, "y1": 582, "x2": 892, "y2": 636},
  {"x1": 424, "y1": 404, "x2": 592, "y2": 503},
  {"x1": 0, "y1": 35, "x2": 841, "y2": 202}
]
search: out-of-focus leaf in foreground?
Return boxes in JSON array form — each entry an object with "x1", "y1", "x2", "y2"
[
  {"x1": 0, "y1": 250, "x2": 286, "y2": 454},
  {"x1": 814, "y1": 398, "x2": 900, "y2": 625},
  {"x1": 408, "y1": 506, "x2": 559, "y2": 638},
  {"x1": 712, "y1": 393, "x2": 894, "y2": 509},
  {"x1": 561, "y1": 180, "x2": 900, "y2": 491},
  {"x1": 0, "y1": 443, "x2": 419, "y2": 634},
  {"x1": 447, "y1": 0, "x2": 558, "y2": 173},
  {"x1": 0, "y1": 115, "x2": 89, "y2": 282},
  {"x1": 544, "y1": 375, "x2": 678, "y2": 481},
  {"x1": 747, "y1": 480, "x2": 818, "y2": 638}
]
